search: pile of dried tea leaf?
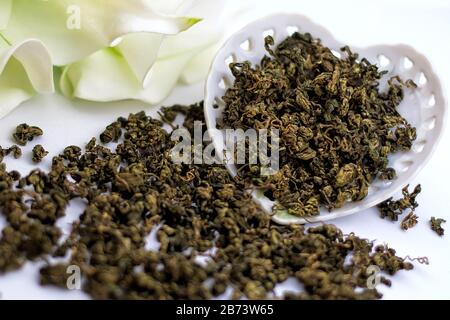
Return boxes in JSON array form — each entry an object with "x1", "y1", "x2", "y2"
[
  {"x1": 0, "y1": 103, "x2": 415, "y2": 300},
  {"x1": 220, "y1": 33, "x2": 417, "y2": 217}
]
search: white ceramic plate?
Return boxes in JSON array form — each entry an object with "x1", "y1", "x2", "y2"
[{"x1": 204, "y1": 13, "x2": 447, "y2": 224}]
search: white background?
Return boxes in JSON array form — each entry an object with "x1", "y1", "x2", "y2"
[{"x1": 0, "y1": 0, "x2": 449, "y2": 299}]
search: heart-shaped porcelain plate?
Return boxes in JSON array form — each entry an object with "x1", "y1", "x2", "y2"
[{"x1": 204, "y1": 13, "x2": 447, "y2": 224}]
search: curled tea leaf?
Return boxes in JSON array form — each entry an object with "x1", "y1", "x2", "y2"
[
  {"x1": 221, "y1": 32, "x2": 417, "y2": 216},
  {"x1": 430, "y1": 217, "x2": 446, "y2": 236},
  {"x1": 31, "y1": 144, "x2": 48, "y2": 163},
  {"x1": 401, "y1": 211, "x2": 418, "y2": 231},
  {"x1": 12, "y1": 123, "x2": 43, "y2": 146}
]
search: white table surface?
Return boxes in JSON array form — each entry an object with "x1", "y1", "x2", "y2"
[{"x1": 0, "y1": 0, "x2": 449, "y2": 299}]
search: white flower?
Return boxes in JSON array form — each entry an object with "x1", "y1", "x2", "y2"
[
  {"x1": 60, "y1": 0, "x2": 226, "y2": 104},
  {"x1": 0, "y1": 0, "x2": 207, "y2": 118}
]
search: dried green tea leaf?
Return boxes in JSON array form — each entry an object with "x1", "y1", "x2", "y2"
[
  {"x1": 31, "y1": 145, "x2": 49, "y2": 163},
  {"x1": 401, "y1": 211, "x2": 418, "y2": 231},
  {"x1": 379, "y1": 168, "x2": 397, "y2": 181},
  {"x1": 378, "y1": 184, "x2": 421, "y2": 221},
  {"x1": 220, "y1": 33, "x2": 417, "y2": 217},
  {"x1": 8, "y1": 145, "x2": 22, "y2": 159},
  {"x1": 100, "y1": 122, "x2": 122, "y2": 144},
  {"x1": 0, "y1": 101, "x2": 415, "y2": 300},
  {"x1": 12, "y1": 124, "x2": 43, "y2": 146},
  {"x1": 0, "y1": 145, "x2": 22, "y2": 161},
  {"x1": 430, "y1": 217, "x2": 446, "y2": 236}
]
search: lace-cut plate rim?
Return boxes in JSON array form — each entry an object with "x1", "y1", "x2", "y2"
[{"x1": 204, "y1": 13, "x2": 447, "y2": 224}]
